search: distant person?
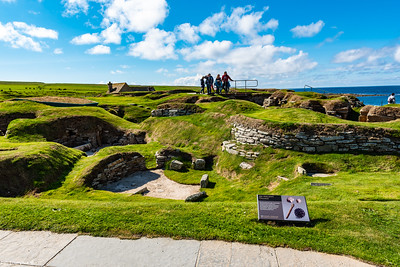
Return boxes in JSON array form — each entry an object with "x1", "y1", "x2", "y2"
[
  {"x1": 222, "y1": 71, "x2": 233, "y2": 93},
  {"x1": 200, "y1": 76, "x2": 205, "y2": 94},
  {"x1": 388, "y1": 93, "x2": 396, "y2": 104},
  {"x1": 214, "y1": 74, "x2": 222, "y2": 94},
  {"x1": 206, "y1": 73, "x2": 214, "y2": 95}
]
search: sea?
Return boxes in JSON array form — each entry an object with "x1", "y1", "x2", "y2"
[{"x1": 291, "y1": 85, "x2": 400, "y2": 106}]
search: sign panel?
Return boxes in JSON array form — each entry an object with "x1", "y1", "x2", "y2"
[{"x1": 257, "y1": 195, "x2": 310, "y2": 222}]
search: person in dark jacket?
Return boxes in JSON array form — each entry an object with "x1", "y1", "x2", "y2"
[
  {"x1": 206, "y1": 73, "x2": 214, "y2": 95},
  {"x1": 200, "y1": 76, "x2": 205, "y2": 94},
  {"x1": 214, "y1": 74, "x2": 222, "y2": 94}
]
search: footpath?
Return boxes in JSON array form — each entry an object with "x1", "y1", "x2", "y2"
[{"x1": 0, "y1": 230, "x2": 374, "y2": 267}]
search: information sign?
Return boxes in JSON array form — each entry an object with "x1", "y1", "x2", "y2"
[{"x1": 257, "y1": 195, "x2": 310, "y2": 222}]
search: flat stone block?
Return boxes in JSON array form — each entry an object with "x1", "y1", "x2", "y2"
[
  {"x1": 200, "y1": 174, "x2": 209, "y2": 188},
  {"x1": 170, "y1": 160, "x2": 183, "y2": 171},
  {"x1": 275, "y1": 247, "x2": 374, "y2": 267},
  {"x1": 197, "y1": 240, "x2": 231, "y2": 267},
  {"x1": 230, "y1": 243, "x2": 278, "y2": 267},
  {"x1": 0, "y1": 231, "x2": 77, "y2": 266},
  {"x1": 49, "y1": 236, "x2": 200, "y2": 267}
]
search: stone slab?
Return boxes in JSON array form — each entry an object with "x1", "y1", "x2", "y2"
[
  {"x1": 275, "y1": 247, "x2": 374, "y2": 267},
  {"x1": 0, "y1": 231, "x2": 11, "y2": 240},
  {"x1": 48, "y1": 236, "x2": 200, "y2": 267},
  {"x1": 230, "y1": 242, "x2": 278, "y2": 267},
  {"x1": 197, "y1": 240, "x2": 231, "y2": 267},
  {"x1": 0, "y1": 231, "x2": 77, "y2": 266}
]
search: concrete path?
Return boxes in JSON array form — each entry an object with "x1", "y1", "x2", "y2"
[{"x1": 0, "y1": 230, "x2": 375, "y2": 267}]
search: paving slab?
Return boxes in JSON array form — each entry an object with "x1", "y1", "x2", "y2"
[
  {"x1": 47, "y1": 236, "x2": 200, "y2": 267},
  {"x1": 275, "y1": 247, "x2": 374, "y2": 267},
  {"x1": 230, "y1": 242, "x2": 278, "y2": 267},
  {"x1": 0, "y1": 231, "x2": 11, "y2": 240},
  {"x1": 197, "y1": 240, "x2": 232, "y2": 266},
  {"x1": 0, "y1": 231, "x2": 77, "y2": 266}
]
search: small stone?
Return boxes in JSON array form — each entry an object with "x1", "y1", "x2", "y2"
[
  {"x1": 170, "y1": 160, "x2": 184, "y2": 171},
  {"x1": 200, "y1": 174, "x2": 209, "y2": 188},
  {"x1": 193, "y1": 159, "x2": 206, "y2": 170},
  {"x1": 297, "y1": 166, "x2": 307, "y2": 175},
  {"x1": 185, "y1": 191, "x2": 207, "y2": 202},
  {"x1": 240, "y1": 162, "x2": 253, "y2": 169}
]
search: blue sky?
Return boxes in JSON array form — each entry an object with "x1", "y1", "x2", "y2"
[{"x1": 1, "y1": 0, "x2": 400, "y2": 88}]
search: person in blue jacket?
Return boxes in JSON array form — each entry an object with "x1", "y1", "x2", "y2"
[{"x1": 206, "y1": 73, "x2": 214, "y2": 95}]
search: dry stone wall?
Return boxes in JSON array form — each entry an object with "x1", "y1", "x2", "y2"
[
  {"x1": 83, "y1": 152, "x2": 147, "y2": 188},
  {"x1": 230, "y1": 115, "x2": 400, "y2": 154},
  {"x1": 151, "y1": 109, "x2": 195, "y2": 117}
]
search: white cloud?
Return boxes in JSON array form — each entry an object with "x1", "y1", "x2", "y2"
[
  {"x1": 110, "y1": 69, "x2": 124, "y2": 74},
  {"x1": 156, "y1": 68, "x2": 168, "y2": 73},
  {"x1": 175, "y1": 23, "x2": 199, "y2": 44},
  {"x1": 265, "y1": 18, "x2": 279, "y2": 31},
  {"x1": 103, "y1": 0, "x2": 168, "y2": 33},
  {"x1": 318, "y1": 31, "x2": 344, "y2": 47},
  {"x1": 333, "y1": 48, "x2": 371, "y2": 63},
  {"x1": 250, "y1": 34, "x2": 275, "y2": 45},
  {"x1": 53, "y1": 48, "x2": 63, "y2": 54},
  {"x1": 62, "y1": 0, "x2": 89, "y2": 16},
  {"x1": 395, "y1": 46, "x2": 400, "y2": 62},
  {"x1": 85, "y1": 44, "x2": 110, "y2": 54},
  {"x1": 0, "y1": 0, "x2": 16, "y2": 2},
  {"x1": 291, "y1": 20, "x2": 325, "y2": 38},
  {"x1": 222, "y1": 5, "x2": 270, "y2": 37},
  {"x1": 71, "y1": 33, "x2": 100, "y2": 45},
  {"x1": 129, "y1": 28, "x2": 176, "y2": 60},
  {"x1": 101, "y1": 23, "x2": 122, "y2": 44},
  {"x1": 173, "y1": 74, "x2": 203, "y2": 86},
  {"x1": 0, "y1": 21, "x2": 58, "y2": 52},
  {"x1": 198, "y1": 12, "x2": 225, "y2": 37},
  {"x1": 12, "y1": 22, "x2": 58, "y2": 39},
  {"x1": 180, "y1": 40, "x2": 233, "y2": 61}
]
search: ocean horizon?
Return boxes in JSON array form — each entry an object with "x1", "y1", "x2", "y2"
[{"x1": 291, "y1": 85, "x2": 400, "y2": 106}]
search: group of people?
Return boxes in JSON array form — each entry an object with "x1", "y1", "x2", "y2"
[{"x1": 200, "y1": 71, "x2": 233, "y2": 94}]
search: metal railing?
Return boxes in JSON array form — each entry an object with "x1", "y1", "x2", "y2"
[{"x1": 232, "y1": 80, "x2": 258, "y2": 89}]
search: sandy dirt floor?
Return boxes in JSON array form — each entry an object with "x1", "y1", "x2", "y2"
[{"x1": 99, "y1": 169, "x2": 200, "y2": 200}]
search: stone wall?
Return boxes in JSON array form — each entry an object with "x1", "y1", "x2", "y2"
[
  {"x1": 230, "y1": 115, "x2": 400, "y2": 154},
  {"x1": 155, "y1": 148, "x2": 193, "y2": 168},
  {"x1": 151, "y1": 109, "x2": 195, "y2": 117},
  {"x1": 83, "y1": 152, "x2": 147, "y2": 188}
]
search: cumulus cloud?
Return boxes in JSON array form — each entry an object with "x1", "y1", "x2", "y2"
[
  {"x1": 291, "y1": 20, "x2": 325, "y2": 38},
  {"x1": 222, "y1": 5, "x2": 271, "y2": 37},
  {"x1": 180, "y1": 40, "x2": 233, "y2": 61},
  {"x1": 101, "y1": 23, "x2": 122, "y2": 44},
  {"x1": 71, "y1": 33, "x2": 100, "y2": 45},
  {"x1": 198, "y1": 12, "x2": 225, "y2": 37},
  {"x1": 85, "y1": 44, "x2": 110, "y2": 54},
  {"x1": 173, "y1": 74, "x2": 202, "y2": 86},
  {"x1": 249, "y1": 34, "x2": 275, "y2": 45},
  {"x1": 62, "y1": 0, "x2": 89, "y2": 16},
  {"x1": 0, "y1": 21, "x2": 57, "y2": 52},
  {"x1": 103, "y1": 0, "x2": 168, "y2": 33},
  {"x1": 333, "y1": 48, "x2": 371, "y2": 63},
  {"x1": 175, "y1": 23, "x2": 200, "y2": 44},
  {"x1": 128, "y1": 28, "x2": 176, "y2": 60}
]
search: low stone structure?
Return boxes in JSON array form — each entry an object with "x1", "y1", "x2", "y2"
[
  {"x1": 155, "y1": 148, "x2": 192, "y2": 168},
  {"x1": 229, "y1": 115, "x2": 400, "y2": 154},
  {"x1": 360, "y1": 105, "x2": 400, "y2": 122},
  {"x1": 192, "y1": 159, "x2": 206, "y2": 170},
  {"x1": 222, "y1": 141, "x2": 260, "y2": 159},
  {"x1": 151, "y1": 109, "x2": 195, "y2": 117},
  {"x1": 82, "y1": 152, "x2": 147, "y2": 188}
]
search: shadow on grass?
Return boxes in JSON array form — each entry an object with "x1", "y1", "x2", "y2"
[{"x1": 255, "y1": 218, "x2": 330, "y2": 228}]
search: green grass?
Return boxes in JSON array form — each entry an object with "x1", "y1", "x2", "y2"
[{"x1": 1, "y1": 85, "x2": 400, "y2": 266}]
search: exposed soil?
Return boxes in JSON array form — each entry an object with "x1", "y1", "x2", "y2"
[{"x1": 99, "y1": 169, "x2": 200, "y2": 200}]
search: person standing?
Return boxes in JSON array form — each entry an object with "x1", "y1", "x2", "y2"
[
  {"x1": 206, "y1": 73, "x2": 214, "y2": 95},
  {"x1": 222, "y1": 71, "x2": 233, "y2": 93},
  {"x1": 214, "y1": 74, "x2": 222, "y2": 94},
  {"x1": 388, "y1": 93, "x2": 396, "y2": 104},
  {"x1": 200, "y1": 76, "x2": 205, "y2": 94}
]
